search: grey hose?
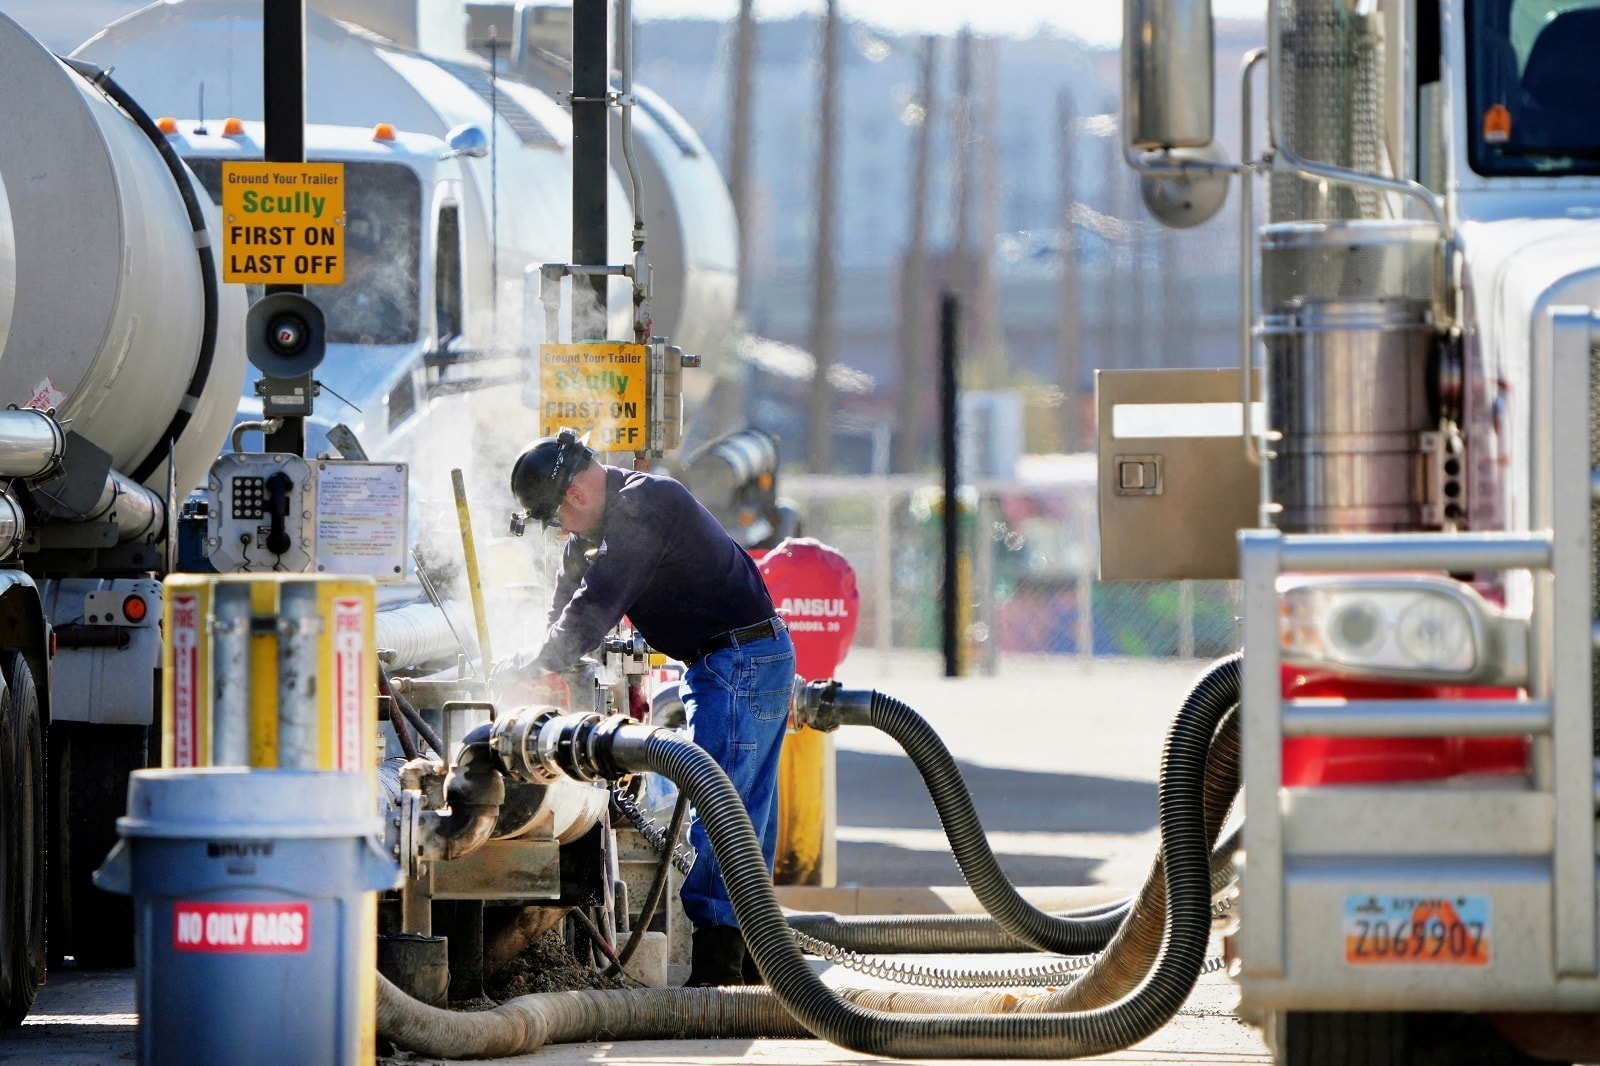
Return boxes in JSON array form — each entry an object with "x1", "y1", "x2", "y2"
[{"x1": 376, "y1": 973, "x2": 1031, "y2": 1057}]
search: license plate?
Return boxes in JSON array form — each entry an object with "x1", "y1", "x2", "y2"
[{"x1": 1342, "y1": 894, "x2": 1491, "y2": 966}]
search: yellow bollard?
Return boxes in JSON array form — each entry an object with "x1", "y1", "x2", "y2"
[
  {"x1": 161, "y1": 573, "x2": 377, "y2": 775},
  {"x1": 774, "y1": 725, "x2": 837, "y2": 886}
]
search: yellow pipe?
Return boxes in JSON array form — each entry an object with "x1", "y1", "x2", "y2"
[{"x1": 451, "y1": 468, "x2": 495, "y2": 673}]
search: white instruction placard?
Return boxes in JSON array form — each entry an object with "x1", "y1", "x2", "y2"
[{"x1": 313, "y1": 461, "x2": 409, "y2": 581}]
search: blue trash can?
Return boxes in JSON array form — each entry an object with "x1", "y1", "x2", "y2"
[{"x1": 95, "y1": 768, "x2": 400, "y2": 1065}]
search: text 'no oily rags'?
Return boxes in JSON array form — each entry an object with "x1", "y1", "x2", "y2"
[{"x1": 221, "y1": 162, "x2": 347, "y2": 285}]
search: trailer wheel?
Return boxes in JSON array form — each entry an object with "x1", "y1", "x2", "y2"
[
  {"x1": 47, "y1": 721, "x2": 144, "y2": 968},
  {"x1": 1, "y1": 653, "x2": 44, "y2": 1026},
  {"x1": 1272, "y1": 1011, "x2": 1570, "y2": 1065}
]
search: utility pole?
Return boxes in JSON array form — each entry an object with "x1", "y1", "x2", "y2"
[
  {"x1": 893, "y1": 36, "x2": 936, "y2": 474},
  {"x1": 571, "y1": 0, "x2": 610, "y2": 338},
  {"x1": 939, "y1": 294, "x2": 961, "y2": 678},
  {"x1": 950, "y1": 28, "x2": 973, "y2": 308},
  {"x1": 1055, "y1": 89, "x2": 1082, "y2": 451},
  {"x1": 729, "y1": 0, "x2": 757, "y2": 313},
  {"x1": 805, "y1": 0, "x2": 840, "y2": 472},
  {"x1": 973, "y1": 36, "x2": 1002, "y2": 385}
]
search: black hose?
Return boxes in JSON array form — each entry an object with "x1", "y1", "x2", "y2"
[
  {"x1": 608, "y1": 652, "x2": 1240, "y2": 1058},
  {"x1": 856, "y1": 689, "x2": 1133, "y2": 955},
  {"x1": 61, "y1": 59, "x2": 220, "y2": 485},
  {"x1": 382, "y1": 666, "x2": 448, "y2": 758},
  {"x1": 783, "y1": 831, "x2": 1245, "y2": 956},
  {"x1": 380, "y1": 668, "x2": 422, "y2": 761},
  {"x1": 783, "y1": 702, "x2": 1241, "y2": 958},
  {"x1": 606, "y1": 792, "x2": 688, "y2": 975}
]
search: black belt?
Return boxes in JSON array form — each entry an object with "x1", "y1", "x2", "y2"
[{"x1": 696, "y1": 616, "x2": 786, "y2": 660}]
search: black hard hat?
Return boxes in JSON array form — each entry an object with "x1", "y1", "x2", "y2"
[{"x1": 509, "y1": 427, "x2": 593, "y2": 530}]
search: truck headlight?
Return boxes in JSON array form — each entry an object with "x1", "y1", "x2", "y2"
[{"x1": 1280, "y1": 575, "x2": 1527, "y2": 686}]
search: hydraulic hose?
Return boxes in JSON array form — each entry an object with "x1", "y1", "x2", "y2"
[
  {"x1": 382, "y1": 665, "x2": 448, "y2": 758},
  {"x1": 587, "y1": 653, "x2": 1238, "y2": 1058},
  {"x1": 606, "y1": 792, "x2": 689, "y2": 975}
]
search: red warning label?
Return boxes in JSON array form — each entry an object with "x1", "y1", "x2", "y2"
[{"x1": 173, "y1": 902, "x2": 310, "y2": 953}]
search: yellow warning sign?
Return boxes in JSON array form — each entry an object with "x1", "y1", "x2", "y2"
[
  {"x1": 539, "y1": 343, "x2": 648, "y2": 450},
  {"x1": 221, "y1": 162, "x2": 346, "y2": 285}
]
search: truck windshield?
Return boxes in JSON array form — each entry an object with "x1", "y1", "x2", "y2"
[
  {"x1": 1466, "y1": 0, "x2": 1600, "y2": 176},
  {"x1": 186, "y1": 159, "x2": 422, "y2": 344}
]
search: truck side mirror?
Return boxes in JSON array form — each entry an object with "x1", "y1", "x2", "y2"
[
  {"x1": 246, "y1": 293, "x2": 326, "y2": 379},
  {"x1": 1123, "y1": 0, "x2": 1216, "y2": 151}
]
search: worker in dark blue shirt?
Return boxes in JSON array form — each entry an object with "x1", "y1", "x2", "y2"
[{"x1": 499, "y1": 428, "x2": 796, "y2": 986}]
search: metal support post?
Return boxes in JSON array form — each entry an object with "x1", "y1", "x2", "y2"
[
  {"x1": 262, "y1": 0, "x2": 308, "y2": 455},
  {"x1": 210, "y1": 581, "x2": 252, "y2": 766},
  {"x1": 571, "y1": 0, "x2": 610, "y2": 337}
]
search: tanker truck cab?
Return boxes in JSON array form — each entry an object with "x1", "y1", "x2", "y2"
[
  {"x1": 167, "y1": 118, "x2": 484, "y2": 458},
  {"x1": 1116, "y1": 0, "x2": 1600, "y2": 1061}
]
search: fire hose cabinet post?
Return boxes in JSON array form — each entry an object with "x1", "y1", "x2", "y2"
[{"x1": 94, "y1": 768, "x2": 401, "y2": 1065}]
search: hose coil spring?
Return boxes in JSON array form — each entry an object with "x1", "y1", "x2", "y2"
[
  {"x1": 612, "y1": 786, "x2": 697, "y2": 874},
  {"x1": 791, "y1": 927, "x2": 1228, "y2": 988}
]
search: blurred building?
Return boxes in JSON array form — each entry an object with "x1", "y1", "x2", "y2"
[{"x1": 637, "y1": 16, "x2": 1265, "y2": 471}]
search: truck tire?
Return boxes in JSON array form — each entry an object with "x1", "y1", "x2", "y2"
[
  {"x1": 2, "y1": 653, "x2": 44, "y2": 1025},
  {"x1": 47, "y1": 721, "x2": 145, "y2": 968},
  {"x1": 0, "y1": 685, "x2": 18, "y2": 1024},
  {"x1": 1273, "y1": 1011, "x2": 1570, "y2": 1065}
]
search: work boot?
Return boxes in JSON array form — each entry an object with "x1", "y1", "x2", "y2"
[
  {"x1": 741, "y1": 943, "x2": 764, "y2": 985},
  {"x1": 684, "y1": 925, "x2": 747, "y2": 987}
]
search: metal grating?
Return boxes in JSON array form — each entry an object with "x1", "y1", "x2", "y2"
[
  {"x1": 431, "y1": 58, "x2": 560, "y2": 147},
  {"x1": 635, "y1": 93, "x2": 700, "y2": 159},
  {"x1": 1270, "y1": 0, "x2": 1385, "y2": 223}
]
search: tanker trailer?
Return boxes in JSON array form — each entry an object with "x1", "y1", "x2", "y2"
[
  {"x1": 0, "y1": 11, "x2": 248, "y2": 1017},
  {"x1": 472, "y1": 1, "x2": 742, "y2": 449},
  {"x1": 74, "y1": 0, "x2": 687, "y2": 482}
]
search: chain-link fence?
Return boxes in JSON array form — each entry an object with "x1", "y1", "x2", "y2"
[{"x1": 781, "y1": 474, "x2": 1241, "y2": 673}]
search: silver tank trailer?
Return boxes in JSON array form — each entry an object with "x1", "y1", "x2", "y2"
[{"x1": 0, "y1": 14, "x2": 246, "y2": 499}]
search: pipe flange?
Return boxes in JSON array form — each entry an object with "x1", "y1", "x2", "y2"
[
  {"x1": 490, "y1": 707, "x2": 560, "y2": 783},
  {"x1": 538, "y1": 711, "x2": 603, "y2": 782},
  {"x1": 399, "y1": 789, "x2": 425, "y2": 881}
]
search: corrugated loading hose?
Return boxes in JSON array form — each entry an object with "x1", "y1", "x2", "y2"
[
  {"x1": 377, "y1": 655, "x2": 1242, "y2": 1059},
  {"x1": 786, "y1": 680, "x2": 1240, "y2": 966}
]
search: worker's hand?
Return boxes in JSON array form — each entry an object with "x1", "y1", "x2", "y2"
[{"x1": 491, "y1": 657, "x2": 570, "y2": 710}]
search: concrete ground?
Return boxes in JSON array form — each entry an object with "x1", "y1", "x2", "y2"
[{"x1": 0, "y1": 652, "x2": 1276, "y2": 1064}]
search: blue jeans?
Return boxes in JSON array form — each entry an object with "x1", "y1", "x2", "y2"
[{"x1": 678, "y1": 625, "x2": 795, "y2": 930}]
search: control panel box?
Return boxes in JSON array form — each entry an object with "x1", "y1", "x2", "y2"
[{"x1": 204, "y1": 455, "x2": 408, "y2": 579}]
